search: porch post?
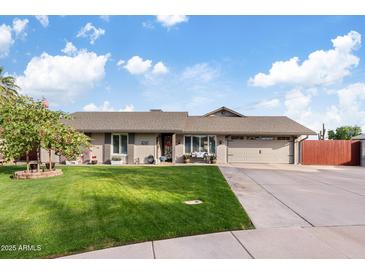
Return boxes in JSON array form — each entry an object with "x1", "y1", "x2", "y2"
[{"x1": 172, "y1": 133, "x2": 176, "y2": 164}]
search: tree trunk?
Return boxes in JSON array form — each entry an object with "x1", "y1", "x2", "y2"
[
  {"x1": 48, "y1": 149, "x2": 52, "y2": 171},
  {"x1": 26, "y1": 151, "x2": 30, "y2": 173},
  {"x1": 37, "y1": 146, "x2": 40, "y2": 173}
]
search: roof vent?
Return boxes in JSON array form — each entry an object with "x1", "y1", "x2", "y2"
[{"x1": 150, "y1": 109, "x2": 162, "y2": 112}]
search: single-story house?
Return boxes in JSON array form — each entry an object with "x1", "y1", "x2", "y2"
[{"x1": 43, "y1": 106, "x2": 316, "y2": 165}]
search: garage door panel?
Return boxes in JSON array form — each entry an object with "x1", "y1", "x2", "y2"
[{"x1": 228, "y1": 140, "x2": 292, "y2": 164}]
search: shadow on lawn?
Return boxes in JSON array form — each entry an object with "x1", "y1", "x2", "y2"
[
  {"x1": 31, "y1": 192, "x2": 239, "y2": 258},
  {"x1": 0, "y1": 165, "x2": 24, "y2": 178},
  {"x1": 0, "y1": 165, "x2": 251, "y2": 258}
]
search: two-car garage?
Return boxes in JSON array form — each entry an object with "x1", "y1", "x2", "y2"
[{"x1": 227, "y1": 137, "x2": 294, "y2": 164}]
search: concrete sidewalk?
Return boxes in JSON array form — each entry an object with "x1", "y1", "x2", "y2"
[{"x1": 62, "y1": 225, "x2": 365, "y2": 259}]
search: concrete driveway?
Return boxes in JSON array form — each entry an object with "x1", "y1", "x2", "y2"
[{"x1": 220, "y1": 163, "x2": 365, "y2": 228}]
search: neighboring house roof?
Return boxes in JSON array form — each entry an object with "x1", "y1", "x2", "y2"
[
  {"x1": 64, "y1": 107, "x2": 316, "y2": 136},
  {"x1": 352, "y1": 134, "x2": 365, "y2": 140},
  {"x1": 203, "y1": 106, "x2": 245, "y2": 117}
]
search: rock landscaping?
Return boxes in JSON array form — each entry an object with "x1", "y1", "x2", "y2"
[{"x1": 14, "y1": 169, "x2": 63, "y2": 179}]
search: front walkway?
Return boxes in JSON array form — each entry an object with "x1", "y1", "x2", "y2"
[{"x1": 62, "y1": 164, "x2": 365, "y2": 259}]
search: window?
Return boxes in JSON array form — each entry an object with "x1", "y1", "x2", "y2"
[
  {"x1": 193, "y1": 136, "x2": 199, "y2": 152},
  {"x1": 277, "y1": 137, "x2": 290, "y2": 140},
  {"x1": 184, "y1": 135, "x2": 216, "y2": 154},
  {"x1": 209, "y1": 136, "x2": 216, "y2": 154},
  {"x1": 112, "y1": 134, "x2": 128, "y2": 155},
  {"x1": 201, "y1": 136, "x2": 208, "y2": 152},
  {"x1": 184, "y1": 136, "x2": 191, "y2": 153}
]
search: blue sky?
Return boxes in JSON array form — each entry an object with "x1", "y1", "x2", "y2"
[{"x1": 1, "y1": 15, "x2": 365, "y2": 132}]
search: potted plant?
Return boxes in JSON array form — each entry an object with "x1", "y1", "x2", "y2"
[
  {"x1": 210, "y1": 154, "x2": 217, "y2": 164},
  {"x1": 183, "y1": 154, "x2": 191, "y2": 164},
  {"x1": 111, "y1": 155, "x2": 123, "y2": 165},
  {"x1": 91, "y1": 155, "x2": 98, "y2": 165}
]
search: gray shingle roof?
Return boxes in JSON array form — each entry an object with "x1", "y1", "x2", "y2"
[
  {"x1": 63, "y1": 112, "x2": 188, "y2": 133},
  {"x1": 185, "y1": 116, "x2": 315, "y2": 135},
  {"x1": 64, "y1": 111, "x2": 316, "y2": 136}
]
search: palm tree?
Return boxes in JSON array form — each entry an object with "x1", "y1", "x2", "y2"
[
  {"x1": 0, "y1": 66, "x2": 19, "y2": 100},
  {"x1": 0, "y1": 66, "x2": 19, "y2": 166}
]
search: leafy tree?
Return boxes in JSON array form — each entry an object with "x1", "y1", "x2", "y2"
[
  {"x1": 0, "y1": 66, "x2": 90, "y2": 173},
  {"x1": 40, "y1": 112, "x2": 90, "y2": 169},
  {"x1": 39, "y1": 108, "x2": 69, "y2": 170},
  {"x1": 0, "y1": 66, "x2": 19, "y2": 127},
  {"x1": 52, "y1": 125, "x2": 90, "y2": 162},
  {"x1": 0, "y1": 96, "x2": 43, "y2": 171},
  {"x1": 328, "y1": 126, "x2": 362, "y2": 140},
  {"x1": 1, "y1": 95, "x2": 90, "y2": 172}
]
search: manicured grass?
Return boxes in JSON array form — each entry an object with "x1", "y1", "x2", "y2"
[{"x1": 0, "y1": 165, "x2": 253, "y2": 258}]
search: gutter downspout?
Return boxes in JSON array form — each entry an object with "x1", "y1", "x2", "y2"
[{"x1": 297, "y1": 135, "x2": 309, "y2": 164}]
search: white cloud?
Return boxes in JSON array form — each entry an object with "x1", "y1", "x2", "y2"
[
  {"x1": 99, "y1": 15, "x2": 110, "y2": 22},
  {"x1": 141, "y1": 62, "x2": 227, "y2": 114},
  {"x1": 337, "y1": 83, "x2": 365, "y2": 109},
  {"x1": 328, "y1": 83, "x2": 365, "y2": 130},
  {"x1": 122, "y1": 57, "x2": 168, "y2": 76},
  {"x1": 152, "y1": 62, "x2": 168, "y2": 75},
  {"x1": 250, "y1": 31, "x2": 361, "y2": 87},
  {"x1": 77, "y1": 22, "x2": 105, "y2": 44},
  {"x1": 156, "y1": 15, "x2": 188, "y2": 28},
  {"x1": 116, "y1": 59, "x2": 125, "y2": 68},
  {"x1": 283, "y1": 89, "x2": 323, "y2": 132},
  {"x1": 61, "y1": 42, "x2": 77, "y2": 56},
  {"x1": 0, "y1": 24, "x2": 13, "y2": 58},
  {"x1": 35, "y1": 16, "x2": 49, "y2": 27},
  {"x1": 120, "y1": 104, "x2": 134, "y2": 112},
  {"x1": 255, "y1": 98, "x2": 280, "y2": 109},
  {"x1": 124, "y1": 56, "x2": 152, "y2": 75},
  {"x1": 83, "y1": 101, "x2": 134, "y2": 112},
  {"x1": 181, "y1": 63, "x2": 219, "y2": 82},
  {"x1": 142, "y1": 21, "x2": 154, "y2": 30},
  {"x1": 17, "y1": 50, "x2": 110, "y2": 103},
  {"x1": 83, "y1": 101, "x2": 114, "y2": 111},
  {"x1": 83, "y1": 102, "x2": 101, "y2": 111},
  {"x1": 12, "y1": 18, "x2": 29, "y2": 38},
  {"x1": 284, "y1": 89, "x2": 312, "y2": 117},
  {"x1": 282, "y1": 84, "x2": 365, "y2": 133}
]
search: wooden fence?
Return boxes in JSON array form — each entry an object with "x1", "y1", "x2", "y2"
[{"x1": 301, "y1": 140, "x2": 361, "y2": 166}]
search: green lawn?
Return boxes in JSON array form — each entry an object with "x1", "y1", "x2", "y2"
[{"x1": 0, "y1": 165, "x2": 253, "y2": 258}]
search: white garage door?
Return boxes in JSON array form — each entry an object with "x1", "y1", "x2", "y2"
[{"x1": 227, "y1": 139, "x2": 293, "y2": 163}]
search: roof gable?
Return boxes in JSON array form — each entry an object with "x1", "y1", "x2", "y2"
[{"x1": 203, "y1": 106, "x2": 244, "y2": 117}]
